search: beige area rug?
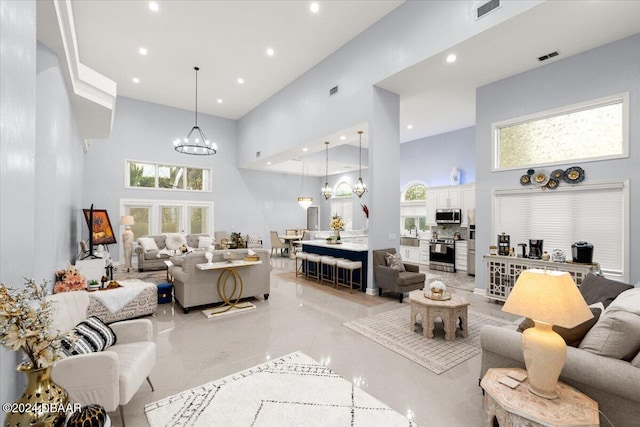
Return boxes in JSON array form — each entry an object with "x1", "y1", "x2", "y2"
[
  {"x1": 344, "y1": 306, "x2": 510, "y2": 374},
  {"x1": 113, "y1": 269, "x2": 168, "y2": 284},
  {"x1": 274, "y1": 272, "x2": 386, "y2": 307},
  {"x1": 145, "y1": 351, "x2": 418, "y2": 427}
]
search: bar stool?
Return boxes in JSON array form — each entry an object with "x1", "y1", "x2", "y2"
[
  {"x1": 305, "y1": 254, "x2": 322, "y2": 281},
  {"x1": 295, "y1": 252, "x2": 308, "y2": 278},
  {"x1": 336, "y1": 260, "x2": 362, "y2": 293},
  {"x1": 320, "y1": 256, "x2": 339, "y2": 285}
]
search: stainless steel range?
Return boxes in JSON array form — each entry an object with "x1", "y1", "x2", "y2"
[{"x1": 429, "y1": 238, "x2": 456, "y2": 273}]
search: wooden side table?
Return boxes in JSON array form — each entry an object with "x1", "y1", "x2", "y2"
[{"x1": 481, "y1": 368, "x2": 599, "y2": 427}]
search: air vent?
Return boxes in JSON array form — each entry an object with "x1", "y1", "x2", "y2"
[
  {"x1": 329, "y1": 85, "x2": 338, "y2": 96},
  {"x1": 256, "y1": 151, "x2": 261, "y2": 158},
  {"x1": 538, "y1": 51, "x2": 560, "y2": 62},
  {"x1": 477, "y1": 0, "x2": 500, "y2": 19}
]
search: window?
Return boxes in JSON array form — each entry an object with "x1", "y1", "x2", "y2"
[
  {"x1": 493, "y1": 181, "x2": 627, "y2": 280},
  {"x1": 401, "y1": 183, "x2": 427, "y2": 233},
  {"x1": 126, "y1": 160, "x2": 211, "y2": 191},
  {"x1": 121, "y1": 199, "x2": 213, "y2": 237},
  {"x1": 403, "y1": 183, "x2": 426, "y2": 201},
  {"x1": 330, "y1": 181, "x2": 353, "y2": 230},
  {"x1": 493, "y1": 93, "x2": 628, "y2": 170}
]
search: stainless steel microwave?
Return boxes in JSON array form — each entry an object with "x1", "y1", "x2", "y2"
[{"x1": 435, "y1": 209, "x2": 462, "y2": 224}]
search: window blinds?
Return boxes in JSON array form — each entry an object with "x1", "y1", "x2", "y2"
[{"x1": 493, "y1": 182, "x2": 625, "y2": 276}]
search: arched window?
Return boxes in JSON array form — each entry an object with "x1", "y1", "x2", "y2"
[
  {"x1": 330, "y1": 181, "x2": 353, "y2": 230},
  {"x1": 401, "y1": 182, "x2": 427, "y2": 234},
  {"x1": 402, "y1": 183, "x2": 426, "y2": 201}
]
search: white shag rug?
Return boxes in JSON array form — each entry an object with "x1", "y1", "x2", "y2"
[
  {"x1": 145, "y1": 351, "x2": 418, "y2": 427},
  {"x1": 344, "y1": 306, "x2": 511, "y2": 375}
]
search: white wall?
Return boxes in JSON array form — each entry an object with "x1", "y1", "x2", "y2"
[
  {"x1": 1, "y1": 4, "x2": 85, "y2": 416},
  {"x1": 84, "y1": 96, "x2": 322, "y2": 260},
  {"x1": 475, "y1": 34, "x2": 640, "y2": 290}
]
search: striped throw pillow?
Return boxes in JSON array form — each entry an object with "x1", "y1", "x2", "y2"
[{"x1": 60, "y1": 316, "x2": 117, "y2": 357}]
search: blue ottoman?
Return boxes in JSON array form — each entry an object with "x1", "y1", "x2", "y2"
[{"x1": 157, "y1": 282, "x2": 173, "y2": 304}]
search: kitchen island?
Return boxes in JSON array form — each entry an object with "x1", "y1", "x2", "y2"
[{"x1": 301, "y1": 240, "x2": 368, "y2": 292}]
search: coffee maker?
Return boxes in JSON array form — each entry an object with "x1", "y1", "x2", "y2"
[
  {"x1": 517, "y1": 243, "x2": 527, "y2": 258},
  {"x1": 497, "y1": 233, "x2": 510, "y2": 256},
  {"x1": 528, "y1": 239, "x2": 543, "y2": 259}
]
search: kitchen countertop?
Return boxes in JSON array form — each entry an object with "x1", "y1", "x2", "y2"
[{"x1": 302, "y1": 240, "x2": 368, "y2": 252}]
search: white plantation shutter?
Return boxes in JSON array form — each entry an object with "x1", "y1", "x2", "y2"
[{"x1": 494, "y1": 182, "x2": 625, "y2": 276}]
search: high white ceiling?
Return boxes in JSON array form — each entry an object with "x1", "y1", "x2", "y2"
[{"x1": 38, "y1": 1, "x2": 640, "y2": 176}]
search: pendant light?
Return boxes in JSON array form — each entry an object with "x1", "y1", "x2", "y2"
[
  {"x1": 297, "y1": 159, "x2": 313, "y2": 209},
  {"x1": 320, "y1": 141, "x2": 333, "y2": 200},
  {"x1": 173, "y1": 67, "x2": 217, "y2": 155},
  {"x1": 353, "y1": 130, "x2": 367, "y2": 197}
]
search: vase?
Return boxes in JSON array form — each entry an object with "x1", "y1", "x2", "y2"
[
  {"x1": 334, "y1": 229, "x2": 340, "y2": 242},
  {"x1": 4, "y1": 364, "x2": 69, "y2": 427}
]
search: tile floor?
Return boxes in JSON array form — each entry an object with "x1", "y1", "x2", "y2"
[{"x1": 116, "y1": 258, "x2": 518, "y2": 427}]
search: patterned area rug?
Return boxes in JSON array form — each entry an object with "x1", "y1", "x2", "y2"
[
  {"x1": 145, "y1": 352, "x2": 418, "y2": 427},
  {"x1": 344, "y1": 306, "x2": 510, "y2": 375}
]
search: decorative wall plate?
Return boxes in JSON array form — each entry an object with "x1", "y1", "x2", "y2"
[
  {"x1": 563, "y1": 166, "x2": 585, "y2": 184},
  {"x1": 545, "y1": 178, "x2": 559, "y2": 189},
  {"x1": 550, "y1": 169, "x2": 564, "y2": 180},
  {"x1": 520, "y1": 175, "x2": 531, "y2": 185},
  {"x1": 532, "y1": 170, "x2": 549, "y2": 186}
]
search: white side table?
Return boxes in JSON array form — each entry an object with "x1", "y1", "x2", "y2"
[{"x1": 481, "y1": 368, "x2": 599, "y2": 427}]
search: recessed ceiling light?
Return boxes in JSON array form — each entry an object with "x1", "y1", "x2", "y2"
[
  {"x1": 217, "y1": 99, "x2": 223, "y2": 104},
  {"x1": 339, "y1": 135, "x2": 346, "y2": 140},
  {"x1": 302, "y1": 148, "x2": 308, "y2": 152},
  {"x1": 446, "y1": 53, "x2": 456, "y2": 63},
  {"x1": 266, "y1": 47, "x2": 275, "y2": 56},
  {"x1": 132, "y1": 77, "x2": 140, "y2": 83},
  {"x1": 310, "y1": 2, "x2": 320, "y2": 13},
  {"x1": 237, "y1": 77, "x2": 244, "y2": 84},
  {"x1": 139, "y1": 47, "x2": 148, "y2": 55},
  {"x1": 148, "y1": 2, "x2": 159, "y2": 12},
  {"x1": 267, "y1": 162, "x2": 272, "y2": 165},
  {"x1": 407, "y1": 124, "x2": 413, "y2": 129}
]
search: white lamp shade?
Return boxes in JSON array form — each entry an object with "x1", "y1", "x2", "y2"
[
  {"x1": 120, "y1": 215, "x2": 134, "y2": 226},
  {"x1": 502, "y1": 269, "x2": 593, "y2": 328}
]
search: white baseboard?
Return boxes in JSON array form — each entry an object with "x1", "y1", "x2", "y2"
[{"x1": 366, "y1": 288, "x2": 378, "y2": 296}]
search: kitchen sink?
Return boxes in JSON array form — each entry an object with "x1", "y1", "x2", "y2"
[{"x1": 400, "y1": 237, "x2": 420, "y2": 246}]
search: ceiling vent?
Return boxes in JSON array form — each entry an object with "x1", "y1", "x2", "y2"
[
  {"x1": 538, "y1": 51, "x2": 560, "y2": 62},
  {"x1": 477, "y1": 0, "x2": 500, "y2": 19},
  {"x1": 329, "y1": 85, "x2": 339, "y2": 96}
]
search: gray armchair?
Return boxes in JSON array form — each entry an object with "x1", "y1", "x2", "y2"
[{"x1": 372, "y1": 248, "x2": 425, "y2": 303}]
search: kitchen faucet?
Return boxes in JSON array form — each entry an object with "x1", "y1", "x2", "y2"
[{"x1": 409, "y1": 225, "x2": 417, "y2": 236}]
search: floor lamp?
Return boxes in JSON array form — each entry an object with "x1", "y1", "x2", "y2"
[
  {"x1": 502, "y1": 269, "x2": 593, "y2": 399},
  {"x1": 120, "y1": 215, "x2": 135, "y2": 272}
]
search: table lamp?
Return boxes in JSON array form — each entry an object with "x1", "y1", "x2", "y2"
[
  {"x1": 502, "y1": 269, "x2": 593, "y2": 399},
  {"x1": 120, "y1": 215, "x2": 135, "y2": 272}
]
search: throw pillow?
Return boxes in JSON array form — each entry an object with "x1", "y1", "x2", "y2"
[
  {"x1": 138, "y1": 237, "x2": 159, "y2": 252},
  {"x1": 198, "y1": 236, "x2": 214, "y2": 249},
  {"x1": 61, "y1": 316, "x2": 117, "y2": 356},
  {"x1": 165, "y1": 233, "x2": 187, "y2": 251},
  {"x1": 385, "y1": 252, "x2": 406, "y2": 272},
  {"x1": 518, "y1": 303, "x2": 602, "y2": 347},
  {"x1": 579, "y1": 273, "x2": 633, "y2": 308},
  {"x1": 579, "y1": 288, "x2": 640, "y2": 360}
]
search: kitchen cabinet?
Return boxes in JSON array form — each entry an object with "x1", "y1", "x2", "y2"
[
  {"x1": 455, "y1": 241, "x2": 467, "y2": 271},
  {"x1": 483, "y1": 255, "x2": 599, "y2": 302},
  {"x1": 426, "y1": 184, "x2": 475, "y2": 226},
  {"x1": 400, "y1": 246, "x2": 420, "y2": 265},
  {"x1": 419, "y1": 239, "x2": 430, "y2": 266}
]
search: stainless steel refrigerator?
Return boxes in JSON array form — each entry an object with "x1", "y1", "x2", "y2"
[{"x1": 467, "y1": 209, "x2": 475, "y2": 276}]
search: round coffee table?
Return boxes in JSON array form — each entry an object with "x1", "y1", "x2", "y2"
[{"x1": 408, "y1": 290, "x2": 469, "y2": 341}]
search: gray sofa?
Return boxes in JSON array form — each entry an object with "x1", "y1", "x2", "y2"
[
  {"x1": 134, "y1": 233, "x2": 210, "y2": 271},
  {"x1": 481, "y1": 321, "x2": 640, "y2": 427},
  {"x1": 169, "y1": 248, "x2": 271, "y2": 313}
]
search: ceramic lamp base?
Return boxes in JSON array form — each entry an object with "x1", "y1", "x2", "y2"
[{"x1": 521, "y1": 321, "x2": 566, "y2": 399}]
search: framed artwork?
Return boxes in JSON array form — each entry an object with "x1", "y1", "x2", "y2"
[{"x1": 83, "y1": 208, "x2": 117, "y2": 245}]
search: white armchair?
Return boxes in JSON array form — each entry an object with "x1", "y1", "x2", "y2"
[{"x1": 46, "y1": 291, "x2": 156, "y2": 426}]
